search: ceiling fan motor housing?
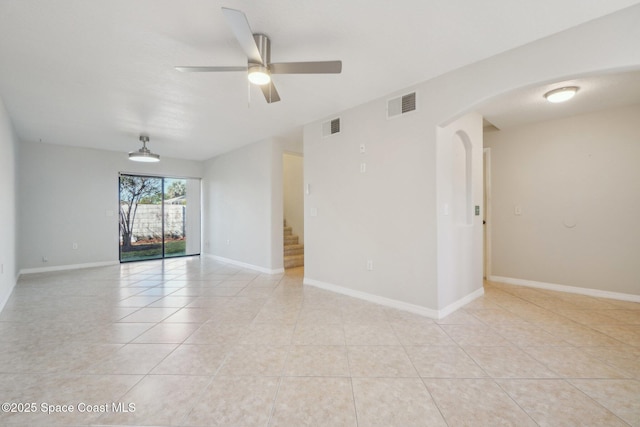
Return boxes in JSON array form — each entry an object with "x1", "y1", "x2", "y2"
[{"x1": 252, "y1": 34, "x2": 271, "y2": 65}]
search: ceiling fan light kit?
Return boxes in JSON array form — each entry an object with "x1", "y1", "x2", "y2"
[
  {"x1": 129, "y1": 135, "x2": 160, "y2": 162},
  {"x1": 175, "y1": 7, "x2": 342, "y2": 103},
  {"x1": 544, "y1": 86, "x2": 579, "y2": 103},
  {"x1": 248, "y1": 64, "x2": 271, "y2": 85}
]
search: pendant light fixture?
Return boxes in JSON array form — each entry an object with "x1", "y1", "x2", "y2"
[{"x1": 129, "y1": 135, "x2": 160, "y2": 162}]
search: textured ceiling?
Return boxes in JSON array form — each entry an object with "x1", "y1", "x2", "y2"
[{"x1": 0, "y1": 0, "x2": 639, "y2": 160}]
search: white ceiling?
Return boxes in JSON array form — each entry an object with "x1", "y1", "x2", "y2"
[
  {"x1": 1, "y1": 0, "x2": 639, "y2": 160},
  {"x1": 479, "y1": 69, "x2": 640, "y2": 131}
]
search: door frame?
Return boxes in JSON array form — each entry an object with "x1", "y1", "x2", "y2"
[
  {"x1": 118, "y1": 172, "x2": 201, "y2": 263},
  {"x1": 483, "y1": 147, "x2": 492, "y2": 279}
]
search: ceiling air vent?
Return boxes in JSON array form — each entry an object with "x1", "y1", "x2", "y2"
[
  {"x1": 322, "y1": 117, "x2": 341, "y2": 137},
  {"x1": 387, "y1": 91, "x2": 417, "y2": 119}
]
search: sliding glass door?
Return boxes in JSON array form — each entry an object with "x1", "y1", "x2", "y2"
[{"x1": 119, "y1": 174, "x2": 201, "y2": 262}]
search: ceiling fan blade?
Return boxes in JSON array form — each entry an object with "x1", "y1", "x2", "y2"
[
  {"x1": 270, "y1": 61, "x2": 342, "y2": 74},
  {"x1": 221, "y1": 7, "x2": 264, "y2": 64},
  {"x1": 175, "y1": 66, "x2": 247, "y2": 72},
  {"x1": 260, "y1": 81, "x2": 281, "y2": 103}
]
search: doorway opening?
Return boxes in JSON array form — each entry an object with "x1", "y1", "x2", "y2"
[
  {"x1": 282, "y1": 152, "x2": 304, "y2": 269},
  {"x1": 118, "y1": 174, "x2": 201, "y2": 262}
]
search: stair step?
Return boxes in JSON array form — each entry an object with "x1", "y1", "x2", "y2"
[
  {"x1": 284, "y1": 235, "x2": 299, "y2": 245},
  {"x1": 283, "y1": 220, "x2": 303, "y2": 268},
  {"x1": 284, "y1": 244, "x2": 304, "y2": 256},
  {"x1": 284, "y1": 254, "x2": 304, "y2": 269}
]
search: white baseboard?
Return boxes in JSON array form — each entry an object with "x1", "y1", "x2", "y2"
[
  {"x1": 303, "y1": 277, "x2": 484, "y2": 319},
  {"x1": 489, "y1": 275, "x2": 640, "y2": 303},
  {"x1": 0, "y1": 290, "x2": 12, "y2": 313},
  {"x1": 205, "y1": 254, "x2": 285, "y2": 275},
  {"x1": 438, "y1": 287, "x2": 486, "y2": 318},
  {"x1": 0, "y1": 273, "x2": 19, "y2": 313},
  {"x1": 19, "y1": 260, "x2": 119, "y2": 276}
]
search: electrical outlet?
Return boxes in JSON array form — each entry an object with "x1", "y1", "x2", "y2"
[
  {"x1": 72, "y1": 243, "x2": 78, "y2": 250},
  {"x1": 42, "y1": 256, "x2": 48, "y2": 263}
]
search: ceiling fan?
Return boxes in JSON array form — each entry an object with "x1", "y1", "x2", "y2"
[{"x1": 175, "y1": 7, "x2": 342, "y2": 103}]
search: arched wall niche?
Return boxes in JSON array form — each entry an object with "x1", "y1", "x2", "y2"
[{"x1": 452, "y1": 130, "x2": 472, "y2": 226}]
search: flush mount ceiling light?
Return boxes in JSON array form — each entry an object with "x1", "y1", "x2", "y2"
[
  {"x1": 247, "y1": 64, "x2": 271, "y2": 85},
  {"x1": 129, "y1": 135, "x2": 160, "y2": 162},
  {"x1": 544, "y1": 86, "x2": 579, "y2": 103}
]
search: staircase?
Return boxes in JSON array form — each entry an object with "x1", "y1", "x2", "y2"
[{"x1": 283, "y1": 220, "x2": 304, "y2": 269}]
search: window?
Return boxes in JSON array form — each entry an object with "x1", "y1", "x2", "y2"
[{"x1": 119, "y1": 174, "x2": 201, "y2": 262}]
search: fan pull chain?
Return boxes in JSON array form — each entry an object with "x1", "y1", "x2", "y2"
[{"x1": 247, "y1": 79, "x2": 251, "y2": 108}]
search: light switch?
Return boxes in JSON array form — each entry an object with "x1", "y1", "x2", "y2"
[
  {"x1": 310, "y1": 207, "x2": 318, "y2": 217},
  {"x1": 514, "y1": 205, "x2": 522, "y2": 215}
]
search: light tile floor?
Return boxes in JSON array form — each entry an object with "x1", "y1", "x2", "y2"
[{"x1": 0, "y1": 256, "x2": 639, "y2": 426}]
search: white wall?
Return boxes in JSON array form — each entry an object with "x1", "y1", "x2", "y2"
[
  {"x1": 18, "y1": 140, "x2": 203, "y2": 271},
  {"x1": 436, "y1": 113, "x2": 484, "y2": 311},
  {"x1": 185, "y1": 178, "x2": 202, "y2": 255},
  {"x1": 303, "y1": 4, "x2": 640, "y2": 314},
  {"x1": 202, "y1": 138, "x2": 279, "y2": 272},
  {"x1": 304, "y1": 96, "x2": 439, "y2": 311},
  {"x1": 0, "y1": 96, "x2": 19, "y2": 311},
  {"x1": 283, "y1": 152, "x2": 304, "y2": 244},
  {"x1": 485, "y1": 104, "x2": 640, "y2": 296}
]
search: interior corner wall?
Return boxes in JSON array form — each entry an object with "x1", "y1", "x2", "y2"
[
  {"x1": 0, "y1": 96, "x2": 19, "y2": 311},
  {"x1": 202, "y1": 138, "x2": 284, "y2": 272},
  {"x1": 303, "y1": 4, "x2": 640, "y2": 315},
  {"x1": 436, "y1": 113, "x2": 484, "y2": 309},
  {"x1": 484, "y1": 104, "x2": 640, "y2": 296},
  {"x1": 18, "y1": 140, "x2": 203, "y2": 271}
]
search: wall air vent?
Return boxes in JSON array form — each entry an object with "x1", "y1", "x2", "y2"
[
  {"x1": 322, "y1": 117, "x2": 341, "y2": 137},
  {"x1": 387, "y1": 91, "x2": 417, "y2": 119}
]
